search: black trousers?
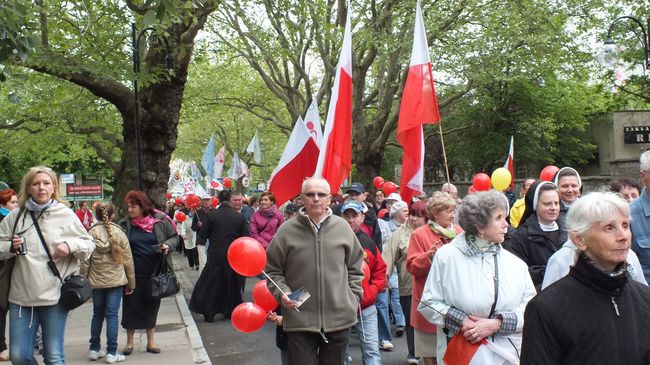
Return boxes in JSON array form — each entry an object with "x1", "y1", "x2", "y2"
[
  {"x1": 400, "y1": 295, "x2": 415, "y2": 358},
  {"x1": 287, "y1": 328, "x2": 350, "y2": 365},
  {"x1": 185, "y1": 247, "x2": 198, "y2": 268},
  {"x1": 0, "y1": 306, "x2": 6, "y2": 352}
]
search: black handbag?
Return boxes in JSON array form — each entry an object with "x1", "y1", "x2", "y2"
[
  {"x1": 150, "y1": 253, "x2": 179, "y2": 299},
  {"x1": 31, "y1": 211, "x2": 91, "y2": 310}
]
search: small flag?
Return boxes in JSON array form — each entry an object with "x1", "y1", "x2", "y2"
[
  {"x1": 246, "y1": 130, "x2": 262, "y2": 163},
  {"x1": 214, "y1": 146, "x2": 225, "y2": 178},
  {"x1": 303, "y1": 100, "x2": 323, "y2": 145},
  {"x1": 504, "y1": 136, "x2": 515, "y2": 190},
  {"x1": 201, "y1": 134, "x2": 215, "y2": 182}
]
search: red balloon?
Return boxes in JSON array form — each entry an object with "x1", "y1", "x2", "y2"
[
  {"x1": 174, "y1": 197, "x2": 183, "y2": 206},
  {"x1": 373, "y1": 176, "x2": 385, "y2": 189},
  {"x1": 227, "y1": 237, "x2": 267, "y2": 276},
  {"x1": 467, "y1": 185, "x2": 477, "y2": 194},
  {"x1": 231, "y1": 302, "x2": 267, "y2": 333},
  {"x1": 211, "y1": 196, "x2": 219, "y2": 208},
  {"x1": 166, "y1": 192, "x2": 172, "y2": 200},
  {"x1": 174, "y1": 211, "x2": 187, "y2": 222},
  {"x1": 378, "y1": 208, "x2": 389, "y2": 219},
  {"x1": 540, "y1": 165, "x2": 560, "y2": 182},
  {"x1": 361, "y1": 261, "x2": 370, "y2": 287},
  {"x1": 252, "y1": 280, "x2": 278, "y2": 312},
  {"x1": 383, "y1": 181, "x2": 398, "y2": 195},
  {"x1": 224, "y1": 177, "x2": 233, "y2": 188},
  {"x1": 473, "y1": 173, "x2": 491, "y2": 191},
  {"x1": 185, "y1": 194, "x2": 201, "y2": 209}
]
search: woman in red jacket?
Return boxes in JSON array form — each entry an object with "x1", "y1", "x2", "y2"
[{"x1": 407, "y1": 192, "x2": 462, "y2": 365}]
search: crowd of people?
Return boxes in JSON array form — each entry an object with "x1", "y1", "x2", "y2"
[{"x1": 2, "y1": 153, "x2": 650, "y2": 364}]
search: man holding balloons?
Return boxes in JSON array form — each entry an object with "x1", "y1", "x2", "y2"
[{"x1": 265, "y1": 177, "x2": 365, "y2": 365}]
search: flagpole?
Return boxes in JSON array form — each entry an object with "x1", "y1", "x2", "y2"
[
  {"x1": 438, "y1": 123, "x2": 451, "y2": 185},
  {"x1": 263, "y1": 123, "x2": 268, "y2": 188}
]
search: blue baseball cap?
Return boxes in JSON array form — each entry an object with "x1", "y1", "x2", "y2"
[
  {"x1": 341, "y1": 200, "x2": 365, "y2": 213},
  {"x1": 345, "y1": 182, "x2": 366, "y2": 195}
]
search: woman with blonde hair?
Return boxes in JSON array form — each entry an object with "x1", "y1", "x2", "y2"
[
  {"x1": 407, "y1": 191, "x2": 462, "y2": 365},
  {"x1": 0, "y1": 166, "x2": 95, "y2": 364},
  {"x1": 85, "y1": 203, "x2": 136, "y2": 363}
]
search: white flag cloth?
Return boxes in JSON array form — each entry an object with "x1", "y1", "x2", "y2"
[
  {"x1": 201, "y1": 135, "x2": 215, "y2": 181},
  {"x1": 246, "y1": 130, "x2": 262, "y2": 163},
  {"x1": 227, "y1": 153, "x2": 241, "y2": 178},
  {"x1": 213, "y1": 146, "x2": 225, "y2": 178},
  {"x1": 303, "y1": 100, "x2": 323, "y2": 146}
]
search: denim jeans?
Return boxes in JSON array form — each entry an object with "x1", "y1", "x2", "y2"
[
  {"x1": 9, "y1": 302, "x2": 68, "y2": 365},
  {"x1": 89, "y1": 287, "x2": 124, "y2": 355},
  {"x1": 345, "y1": 305, "x2": 381, "y2": 365},
  {"x1": 376, "y1": 270, "x2": 406, "y2": 342}
]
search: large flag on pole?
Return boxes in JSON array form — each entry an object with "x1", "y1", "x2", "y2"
[
  {"x1": 213, "y1": 146, "x2": 225, "y2": 178},
  {"x1": 504, "y1": 136, "x2": 514, "y2": 190},
  {"x1": 397, "y1": 1, "x2": 441, "y2": 205},
  {"x1": 201, "y1": 134, "x2": 215, "y2": 182},
  {"x1": 314, "y1": 2, "x2": 353, "y2": 192},
  {"x1": 303, "y1": 100, "x2": 323, "y2": 145},
  {"x1": 246, "y1": 130, "x2": 262, "y2": 163},
  {"x1": 269, "y1": 117, "x2": 320, "y2": 206}
]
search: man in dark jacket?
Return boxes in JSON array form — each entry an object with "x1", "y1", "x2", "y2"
[
  {"x1": 191, "y1": 194, "x2": 213, "y2": 271},
  {"x1": 265, "y1": 177, "x2": 364, "y2": 365},
  {"x1": 189, "y1": 189, "x2": 249, "y2": 322}
]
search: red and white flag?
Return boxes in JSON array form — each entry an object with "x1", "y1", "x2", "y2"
[
  {"x1": 443, "y1": 334, "x2": 518, "y2": 365},
  {"x1": 268, "y1": 117, "x2": 320, "y2": 206},
  {"x1": 397, "y1": 1, "x2": 440, "y2": 205},
  {"x1": 503, "y1": 136, "x2": 514, "y2": 190},
  {"x1": 314, "y1": 2, "x2": 353, "y2": 192},
  {"x1": 303, "y1": 100, "x2": 323, "y2": 146}
]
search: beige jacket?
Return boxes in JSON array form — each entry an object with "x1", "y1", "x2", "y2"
[
  {"x1": 383, "y1": 221, "x2": 415, "y2": 296},
  {"x1": 83, "y1": 222, "x2": 136, "y2": 290},
  {"x1": 0, "y1": 203, "x2": 95, "y2": 307}
]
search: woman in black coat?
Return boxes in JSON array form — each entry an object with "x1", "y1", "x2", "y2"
[
  {"x1": 506, "y1": 181, "x2": 567, "y2": 289},
  {"x1": 189, "y1": 189, "x2": 250, "y2": 322},
  {"x1": 521, "y1": 192, "x2": 650, "y2": 364}
]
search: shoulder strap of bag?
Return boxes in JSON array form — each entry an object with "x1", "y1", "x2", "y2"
[
  {"x1": 10, "y1": 208, "x2": 25, "y2": 238},
  {"x1": 489, "y1": 254, "x2": 499, "y2": 318},
  {"x1": 30, "y1": 210, "x2": 63, "y2": 283}
]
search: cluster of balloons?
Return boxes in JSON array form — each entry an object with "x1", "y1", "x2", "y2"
[
  {"x1": 373, "y1": 176, "x2": 399, "y2": 196},
  {"x1": 227, "y1": 237, "x2": 278, "y2": 333},
  {"x1": 469, "y1": 167, "x2": 513, "y2": 193}
]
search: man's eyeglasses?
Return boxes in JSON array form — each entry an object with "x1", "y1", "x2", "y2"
[{"x1": 304, "y1": 192, "x2": 329, "y2": 198}]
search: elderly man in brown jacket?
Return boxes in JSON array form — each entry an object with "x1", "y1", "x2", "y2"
[{"x1": 265, "y1": 177, "x2": 364, "y2": 365}]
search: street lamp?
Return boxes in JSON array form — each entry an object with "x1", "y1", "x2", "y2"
[
  {"x1": 597, "y1": 16, "x2": 649, "y2": 70},
  {"x1": 132, "y1": 23, "x2": 175, "y2": 190}
]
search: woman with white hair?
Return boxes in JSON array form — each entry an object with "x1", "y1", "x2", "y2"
[
  {"x1": 418, "y1": 191, "x2": 536, "y2": 364},
  {"x1": 521, "y1": 192, "x2": 650, "y2": 364}
]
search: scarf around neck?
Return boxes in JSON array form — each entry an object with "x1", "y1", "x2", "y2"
[
  {"x1": 428, "y1": 220, "x2": 457, "y2": 240},
  {"x1": 25, "y1": 198, "x2": 58, "y2": 212},
  {"x1": 259, "y1": 205, "x2": 278, "y2": 218},
  {"x1": 466, "y1": 234, "x2": 499, "y2": 252},
  {"x1": 0, "y1": 207, "x2": 9, "y2": 217},
  {"x1": 131, "y1": 214, "x2": 161, "y2": 233}
]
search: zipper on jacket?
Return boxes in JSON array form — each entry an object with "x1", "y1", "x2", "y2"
[
  {"x1": 610, "y1": 296, "x2": 620, "y2": 316},
  {"x1": 319, "y1": 328, "x2": 329, "y2": 343}
]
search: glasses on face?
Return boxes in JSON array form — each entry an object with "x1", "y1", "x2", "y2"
[{"x1": 304, "y1": 192, "x2": 329, "y2": 198}]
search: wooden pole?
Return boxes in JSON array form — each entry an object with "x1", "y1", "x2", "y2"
[{"x1": 438, "y1": 123, "x2": 451, "y2": 185}]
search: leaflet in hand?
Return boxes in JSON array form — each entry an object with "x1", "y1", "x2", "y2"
[{"x1": 287, "y1": 287, "x2": 311, "y2": 308}]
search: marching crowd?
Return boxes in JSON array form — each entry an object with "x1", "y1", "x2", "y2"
[{"x1": 1, "y1": 152, "x2": 650, "y2": 365}]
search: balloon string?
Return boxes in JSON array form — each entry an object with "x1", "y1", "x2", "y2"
[{"x1": 263, "y1": 271, "x2": 300, "y2": 312}]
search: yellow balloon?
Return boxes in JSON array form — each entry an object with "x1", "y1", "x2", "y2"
[{"x1": 491, "y1": 168, "x2": 512, "y2": 191}]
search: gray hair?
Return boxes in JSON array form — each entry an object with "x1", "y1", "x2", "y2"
[
  {"x1": 301, "y1": 177, "x2": 331, "y2": 194},
  {"x1": 458, "y1": 191, "x2": 509, "y2": 235},
  {"x1": 441, "y1": 183, "x2": 457, "y2": 193},
  {"x1": 640, "y1": 150, "x2": 650, "y2": 172},
  {"x1": 566, "y1": 192, "x2": 630, "y2": 236}
]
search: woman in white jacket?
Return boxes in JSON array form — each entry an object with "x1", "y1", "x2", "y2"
[
  {"x1": 418, "y1": 191, "x2": 536, "y2": 364},
  {"x1": 0, "y1": 166, "x2": 95, "y2": 365}
]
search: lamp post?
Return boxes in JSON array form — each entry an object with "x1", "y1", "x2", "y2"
[
  {"x1": 132, "y1": 23, "x2": 174, "y2": 190},
  {"x1": 597, "y1": 16, "x2": 649, "y2": 70}
]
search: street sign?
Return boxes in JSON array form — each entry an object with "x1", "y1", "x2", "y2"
[
  {"x1": 60, "y1": 174, "x2": 75, "y2": 184},
  {"x1": 66, "y1": 184, "x2": 103, "y2": 200}
]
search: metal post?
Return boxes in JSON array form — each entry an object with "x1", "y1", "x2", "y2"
[{"x1": 132, "y1": 23, "x2": 144, "y2": 190}]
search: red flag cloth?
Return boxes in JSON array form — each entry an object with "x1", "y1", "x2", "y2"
[
  {"x1": 314, "y1": 4, "x2": 353, "y2": 192},
  {"x1": 504, "y1": 136, "x2": 515, "y2": 190},
  {"x1": 397, "y1": 3, "x2": 440, "y2": 205},
  {"x1": 443, "y1": 334, "x2": 487, "y2": 365},
  {"x1": 268, "y1": 117, "x2": 320, "y2": 206}
]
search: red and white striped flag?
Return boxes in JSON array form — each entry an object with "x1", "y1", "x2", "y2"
[
  {"x1": 443, "y1": 334, "x2": 518, "y2": 365},
  {"x1": 397, "y1": 1, "x2": 440, "y2": 205},
  {"x1": 314, "y1": 2, "x2": 353, "y2": 192},
  {"x1": 268, "y1": 117, "x2": 320, "y2": 206},
  {"x1": 504, "y1": 136, "x2": 514, "y2": 190}
]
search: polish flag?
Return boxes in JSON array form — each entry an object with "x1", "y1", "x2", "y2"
[
  {"x1": 443, "y1": 334, "x2": 518, "y2": 365},
  {"x1": 314, "y1": 3, "x2": 353, "y2": 192},
  {"x1": 397, "y1": 1, "x2": 440, "y2": 205},
  {"x1": 504, "y1": 136, "x2": 514, "y2": 190},
  {"x1": 303, "y1": 99, "x2": 323, "y2": 146},
  {"x1": 268, "y1": 117, "x2": 320, "y2": 206}
]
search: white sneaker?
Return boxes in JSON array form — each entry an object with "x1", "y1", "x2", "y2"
[
  {"x1": 105, "y1": 354, "x2": 125, "y2": 364},
  {"x1": 380, "y1": 340, "x2": 394, "y2": 351},
  {"x1": 88, "y1": 350, "x2": 107, "y2": 361}
]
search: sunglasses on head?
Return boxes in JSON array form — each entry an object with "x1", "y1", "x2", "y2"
[{"x1": 304, "y1": 192, "x2": 329, "y2": 198}]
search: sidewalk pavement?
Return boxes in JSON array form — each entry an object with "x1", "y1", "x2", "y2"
[{"x1": 60, "y1": 252, "x2": 210, "y2": 365}]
